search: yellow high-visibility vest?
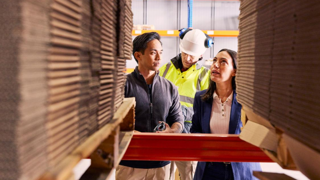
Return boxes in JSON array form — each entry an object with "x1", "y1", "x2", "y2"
[{"x1": 159, "y1": 57, "x2": 210, "y2": 122}]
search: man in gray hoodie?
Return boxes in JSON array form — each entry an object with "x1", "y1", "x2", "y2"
[{"x1": 116, "y1": 32, "x2": 184, "y2": 180}]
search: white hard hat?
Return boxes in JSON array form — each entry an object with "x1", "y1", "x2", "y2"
[{"x1": 179, "y1": 29, "x2": 208, "y2": 57}]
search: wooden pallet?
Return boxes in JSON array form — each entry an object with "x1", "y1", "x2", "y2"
[
  {"x1": 253, "y1": 172, "x2": 296, "y2": 180},
  {"x1": 38, "y1": 97, "x2": 135, "y2": 180}
]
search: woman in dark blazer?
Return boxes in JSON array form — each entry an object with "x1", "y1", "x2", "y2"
[{"x1": 191, "y1": 49, "x2": 261, "y2": 180}]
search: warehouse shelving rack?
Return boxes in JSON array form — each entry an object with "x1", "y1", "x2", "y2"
[
  {"x1": 36, "y1": 98, "x2": 299, "y2": 180},
  {"x1": 132, "y1": 30, "x2": 239, "y2": 37}
]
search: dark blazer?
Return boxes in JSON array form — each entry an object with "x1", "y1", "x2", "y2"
[{"x1": 191, "y1": 90, "x2": 261, "y2": 180}]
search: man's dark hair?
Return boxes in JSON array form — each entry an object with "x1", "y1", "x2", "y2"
[
  {"x1": 201, "y1": 48, "x2": 238, "y2": 102},
  {"x1": 132, "y1": 32, "x2": 162, "y2": 63}
]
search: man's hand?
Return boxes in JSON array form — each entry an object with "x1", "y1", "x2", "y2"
[{"x1": 156, "y1": 121, "x2": 183, "y2": 133}]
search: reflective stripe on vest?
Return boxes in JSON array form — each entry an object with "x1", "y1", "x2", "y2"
[
  {"x1": 159, "y1": 62, "x2": 209, "y2": 107},
  {"x1": 180, "y1": 95, "x2": 194, "y2": 105},
  {"x1": 197, "y1": 68, "x2": 209, "y2": 90},
  {"x1": 161, "y1": 62, "x2": 171, "y2": 78}
]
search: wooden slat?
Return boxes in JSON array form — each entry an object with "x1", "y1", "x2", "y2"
[
  {"x1": 253, "y1": 171, "x2": 296, "y2": 180},
  {"x1": 116, "y1": 131, "x2": 134, "y2": 166}
]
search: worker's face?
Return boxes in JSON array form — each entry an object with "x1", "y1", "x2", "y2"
[
  {"x1": 181, "y1": 52, "x2": 202, "y2": 69},
  {"x1": 210, "y1": 51, "x2": 236, "y2": 84},
  {"x1": 135, "y1": 39, "x2": 163, "y2": 71}
]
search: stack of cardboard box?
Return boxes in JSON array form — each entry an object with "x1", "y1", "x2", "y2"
[
  {"x1": 237, "y1": 0, "x2": 320, "y2": 179},
  {"x1": 0, "y1": 0, "x2": 50, "y2": 179},
  {"x1": 0, "y1": 0, "x2": 132, "y2": 179}
]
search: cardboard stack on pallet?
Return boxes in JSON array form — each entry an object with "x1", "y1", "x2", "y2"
[
  {"x1": 78, "y1": 0, "x2": 91, "y2": 144},
  {"x1": 98, "y1": 0, "x2": 117, "y2": 129},
  {"x1": 237, "y1": 0, "x2": 320, "y2": 179},
  {"x1": 116, "y1": 0, "x2": 133, "y2": 110},
  {"x1": 0, "y1": 1, "x2": 50, "y2": 179},
  {"x1": 47, "y1": 0, "x2": 84, "y2": 169},
  {"x1": 87, "y1": 0, "x2": 101, "y2": 136},
  {"x1": 0, "y1": 0, "x2": 132, "y2": 179}
]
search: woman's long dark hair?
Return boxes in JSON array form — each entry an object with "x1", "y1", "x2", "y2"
[{"x1": 201, "y1": 48, "x2": 238, "y2": 102}]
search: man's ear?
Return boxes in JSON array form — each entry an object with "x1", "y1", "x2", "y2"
[
  {"x1": 134, "y1": 51, "x2": 141, "y2": 63},
  {"x1": 198, "y1": 55, "x2": 203, "y2": 61}
]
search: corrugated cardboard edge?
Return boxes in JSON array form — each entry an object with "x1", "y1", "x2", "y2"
[
  {"x1": 242, "y1": 106, "x2": 275, "y2": 130},
  {"x1": 283, "y1": 134, "x2": 320, "y2": 179},
  {"x1": 240, "y1": 121, "x2": 278, "y2": 151},
  {"x1": 262, "y1": 136, "x2": 296, "y2": 170},
  {"x1": 240, "y1": 106, "x2": 296, "y2": 170}
]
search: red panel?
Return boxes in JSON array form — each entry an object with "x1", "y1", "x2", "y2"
[{"x1": 122, "y1": 133, "x2": 273, "y2": 162}]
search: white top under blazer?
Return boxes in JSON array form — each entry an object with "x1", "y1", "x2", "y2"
[{"x1": 210, "y1": 91, "x2": 233, "y2": 134}]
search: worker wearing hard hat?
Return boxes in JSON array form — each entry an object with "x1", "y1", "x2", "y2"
[{"x1": 159, "y1": 28, "x2": 213, "y2": 180}]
